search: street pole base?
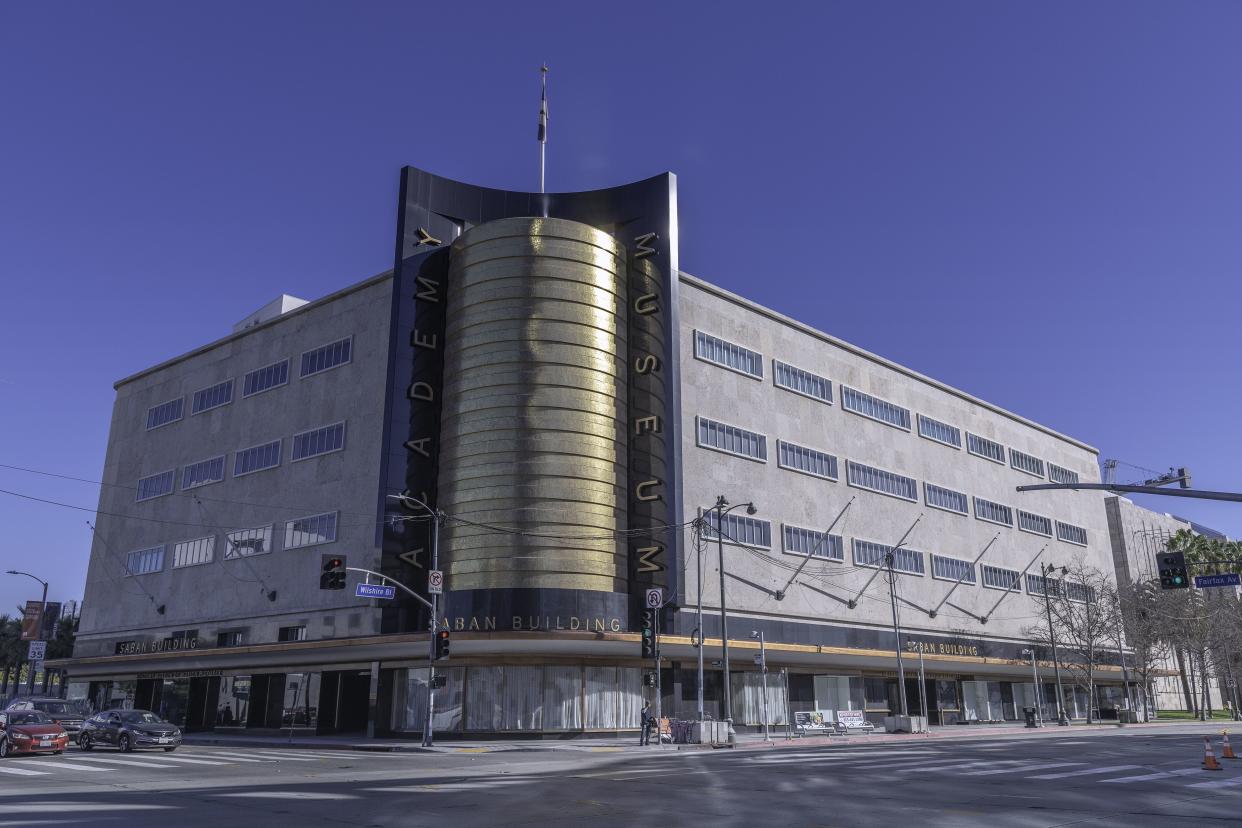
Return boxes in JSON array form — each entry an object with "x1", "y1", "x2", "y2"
[{"x1": 727, "y1": 719, "x2": 736, "y2": 747}]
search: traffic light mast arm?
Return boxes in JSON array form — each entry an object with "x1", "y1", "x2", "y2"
[
  {"x1": 1016, "y1": 483, "x2": 1242, "y2": 503},
  {"x1": 345, "y1": 566, "x2": 434, "y2": 611}
]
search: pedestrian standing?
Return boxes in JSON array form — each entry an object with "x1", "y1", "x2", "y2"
[{"x1": 640, "y1": 702, "x2": 653, "y2": 745}]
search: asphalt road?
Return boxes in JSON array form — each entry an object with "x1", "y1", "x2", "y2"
[{"x1": 2, "y1": 725, "x2": 1242, "y2": 826}]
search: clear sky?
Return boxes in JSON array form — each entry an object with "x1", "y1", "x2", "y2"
[{"x1": 2, "y1": 1, "x2": 1240, "y2": 614}]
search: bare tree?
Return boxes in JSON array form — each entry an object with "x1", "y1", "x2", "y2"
[{"x1": 1116, "y1": 581, "x2": 1170, "y2": 721}]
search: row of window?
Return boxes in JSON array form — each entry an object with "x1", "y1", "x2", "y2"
[
  {"x1": 126, "y1": 625, "x2": 306, "y2": 651},
  {"x1": 134, "y1": 422, "x2": 347, "y2": 502},
  {"x1": 692, "y1": 329, "x2": 1083, "y2": 486},
  {"x1": 694, "y1": 414, "x2": 1090, "y2": 547},
  {"x1": 123, "y1": 511, "x2": 340, "y2": 575},
  {"x1": 702, "y1": 512, "x2": 1097, "y2": 602},
  {"x1": 143, "y1": 336, "x2": 353, "y2": 432}
]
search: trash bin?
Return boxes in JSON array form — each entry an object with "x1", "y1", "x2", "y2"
[{"x1": 1023, "y1": 707, "x2": 1038, "y2": 728}]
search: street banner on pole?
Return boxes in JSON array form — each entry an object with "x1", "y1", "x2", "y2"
[{"x1": 20, "y1": 601, "x2": 43, "y2": 641}]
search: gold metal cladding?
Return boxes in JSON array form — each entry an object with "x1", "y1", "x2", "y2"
[{"x1": 442, "y1": 217, "x2": 628, "y2": 594}]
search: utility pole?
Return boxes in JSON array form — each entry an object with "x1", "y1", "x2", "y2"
[
  {"x1": 696, "y1": 521, "x2": 705, "y2": 722},
  {"x1": 886, "y1": 552, "x2": 909, "y2": 717},
  {"x1": 423, "y1": 507, "x2": 441, "y2": 747},
  {"x1": 711, "y1": 496, "x2": 756, "y2": 744},
  {"x1": 1022, "y1": 647, "x2": 1043, "y2": 727},
  {"x1": 752, "y1": 630, "x2": 770, "y2": 742},
  {"x1": 1040, "y1": 562, "x2": 1070, "y2": 725},
  {"x1": 6, "y1": 571, "x2": 48, "y2": 697}
]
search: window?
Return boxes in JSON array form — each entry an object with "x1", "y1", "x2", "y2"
[
  {"x1": 242, "y1": 359, "x2": 289, "y2": 397},
  {"x1": 1066, "y1": 582, "x2": 1097, "y2": 604},
  {"x1": 278, "y1": 626, "x2": 307, "y2": 642},
  {"x1": 292, "y1": 422, "x2": 346, "y2": 461},
  {"x1": 773, "y1": 360, "x2": 832, "y2": 404},
  {"x1": 853, "y1": 539, "x2": 924, "y2": 575},
  {"x1": 702, "y1": 510, "x2": 772, "y2": 549},
  {"x1": 841, "y1": 387, "x2": 911, "y2": 430},
  {"x1": 1017, "y1": 509, "x2": 1053, "y2": 537},
  {"x1": 924, "y1": 483, "x2": 968, "y2": 515},
  {"x1": 696, "y1": 416, "x2": 767, "y2": 461},
  {"x1": 966, "y1": 433, "x2": 1005, "y2": 464},
  {"x1": 172, "y1": 535, "x2": 215, "y2": 568},
  {"x1": 693, "y1": 330, "x2": 763, "y2": 379},
  {"x1": 301, "y1": 336, "x2": 353, "y2": 378},
  {"x1": 1049, "y1": 463, "x2": 1080, "y2": 485},
  {"x1": 181, "y1": 455, "x2": 226, "y2": 490},
  {"x1": 125, "y1": 545, "x2": 164, "y2": 575},
  {"x1": 1009, "y1": 448, "x2": 1045, "y2": 478},
  {"x1": 981, "y1": 564, "x2": 1021, "y2": 592},
  {"x1": 225, "y1": 525, "x2": 273, "y2": 559},
  {"x1": 234, "y1": 439, "x2": 282, "y2": 477},
  {"x1": 285, "y1": 511, "x2": 338, "y2": 549},
  {"x1": 1026, "y1": 574, "x2": 1064, "y2": 597},
  {"x1": 846, "y1": 460, "x2": 917, "y2": 502},
  {"x1": 931, "y1": 554, "x2": 976, "y2": 584},
  {"x1": 217, "y1": 631, "x2": 244, "y2": 648},
  {"x1": 777, "y1": 440, "x2": 837, "y2": 480},
  {"x1": 169, "y1": 629, "x2": 198, "y2": 643},
  {"x1": 917, "y1": 414, "x2": 962, "y2": 448},
  {"x1": 192, "y1": 380, "x2": 234, "y2": 415},
  {"x1": 1056, "y1": 521, "x2": 1088, "y2": 546},
  {"x1": 973, "y1": 497, "x2": 1013, "y2": 527},
  {"x1": 782, "y1": 525, "x2": 844, "y2": 560},
  {"x1": 135, "y1": 469, "x2": 176, "y2": 502},
  {"x1": 145, "y1": 397, "x2": 184, "y2": 430}
]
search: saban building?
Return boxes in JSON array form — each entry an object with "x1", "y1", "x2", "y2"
[{"x1": 57, "y1": 167, "x2": 1123, "y2": 736}]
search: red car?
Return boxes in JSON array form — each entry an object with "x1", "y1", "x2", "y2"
[{"x1": 0, "y1": 710, "x2": 69, "y2": 757}]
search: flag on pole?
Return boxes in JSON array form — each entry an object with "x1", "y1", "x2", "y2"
[{"x1": 538, "y1": 65, "x2": 548, "y2": 143}]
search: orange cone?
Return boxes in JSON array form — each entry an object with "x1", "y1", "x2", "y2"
[
  {"x1": 1223, "y1": 731, "x2": 1237, "y2": 760},
  {"x1": 1204, "y1": 736, "x2": 1223, "y2": 771}
]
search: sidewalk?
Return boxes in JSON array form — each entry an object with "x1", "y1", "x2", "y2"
[{"x1": 182, "y1": 718, "x2": 1201, "y2": 755}]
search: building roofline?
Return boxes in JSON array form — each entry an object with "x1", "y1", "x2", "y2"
[
  {"x1": 679, "y1": 271, "x2": 1098, "y2": 454},
  {"x1": 113, "y1": 270, "x2": 394, "y2": 389}
]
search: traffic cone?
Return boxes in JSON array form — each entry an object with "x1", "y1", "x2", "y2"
[
  {"x1": 1203, "y1": 736, "x2": 1223, "y2": 771},
  {"x1": 1223, "y1": 731, "x2": 1237, "y2": 760}
]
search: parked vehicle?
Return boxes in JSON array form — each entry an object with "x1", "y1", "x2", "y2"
[
  {"x1": 0, "y1": 710, "x2": 70, "y2": 757},
  {"x1": 5, "y1": 698, "x2": 87, "y2": 737},
  {"x1": 79, "y1": 709, "x2": 182, "y2": 752}
]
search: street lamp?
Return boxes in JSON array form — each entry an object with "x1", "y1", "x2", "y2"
[
  {"x1": 6, "y1": 570, "x2": 48, "y2": 696},
  {"x1": 906, "y1": 641, "x2": 928, "y2": 725},
  {"x1": 1039, "y1": 563, "x2": 1070, "y2": 726},
  {"x1": 703, "y1": 495, "x2": 755, "y2": 744},
  {"x1": 1021, "y1": 647, "x2": 1043, "y2": 727},
  {"x1": 751, "y1": 630, "x2": 770, "y2": 742}
]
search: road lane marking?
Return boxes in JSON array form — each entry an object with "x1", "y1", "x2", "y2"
[
  {"x1": 1186, "y1": 775, "x2": 1242, "y2": 790},
  {"x1": 0, "y1": 765, "x2": 50, "y2": 776},
  {"x1": 1027, "y1": 765, "x2": 1141, "y2": 780},
  {"x1": 216, "y1": 791, "x2": 359, "y2": 800},
  {"x1": 1101, "y1": 768, "x2": 1202, "y2": 784},
  {"x1": 129, "y1": 755, "x2": 230, "y2": 766},
  {"x1": 964, "y1": 762, "x2": 1082, "y2": 776},
  {"x1": 899, "y1": 760, "x2": 1026, "y2": 774},
  {"x1": 245, "y1": 751, "x2": 328, "y2": 761},
  {"x1": 67, "y1": 756, "x2": 182, "y2": 769},
  {"x1": 31, "y1": 761, "x2": 113, "y2": 773},
  {"x1": 193, "y1": 752, "x2": 272, "y2": 763}
]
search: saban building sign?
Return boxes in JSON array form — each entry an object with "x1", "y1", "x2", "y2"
[{"x1": 379, "y1": 167, "x2": 683, "y2": 635}]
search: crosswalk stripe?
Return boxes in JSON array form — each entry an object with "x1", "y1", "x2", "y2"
[
  {"x1": 132, "y1": 755, "x2": 230, "y2": 766},
  {"x1": 67, "y1": 755, "x2": 182, "y2": 769},
  {"x1": 1100, "y1": 768, "x2": 1201, "y2": 784},
  {"x1": 964, "y1": 762, "x2": 1081, "y2": 776},
  {"x1": 1186, "y1": 775, "x2": 1242, "y2": 790},
  {"x1": 1027, "y1": 765, "x2": 1141, "y2": 780},
  {"x1": 191, "y1": 752, "x2": 270, "y2": 763},
  {"x1": 249, "y1": 750, "x2": 332, "y2": 760},
  {"x1": 0, "y1": 765, "x2": 50, "y2": 776},
  {"x1": 33, "y1": 760, "x2": 113, "y2": 772},
  {"x1": 899, "y1": 760, "x2": 1024, "y2": 774}
]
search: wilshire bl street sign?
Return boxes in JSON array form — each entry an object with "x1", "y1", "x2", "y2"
[
  {"x1": 356, "y1": 583, "x2": 397, "y2": 600},
  {"x1": 1194, "y1": 573, "x2": 1241, "y2": 589}
]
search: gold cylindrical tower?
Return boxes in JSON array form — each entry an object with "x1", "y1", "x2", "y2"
[{"x1": 439, "y1": 217, "x2": 628, "y2": 593}]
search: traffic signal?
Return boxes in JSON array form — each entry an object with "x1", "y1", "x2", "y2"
[
  {"x1": 434, "y1": 629, "x2": 450, "y2": 660},
  {"x1": 641, "y1": 609, "x2": 656, "y2": 659},
  {"x1": 320, "y1": 555, "x2": 347, "y2": 590},
  {"x1": 1158, "y1": 551, "x2": 1190, "y2": 590}
]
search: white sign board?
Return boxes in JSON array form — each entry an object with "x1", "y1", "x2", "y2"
[
  {"x1": 27, "y1": 640, "x2": 46, "y2": 661},
  {"x1": 837, "y1": 710, "x2": 869, "y2": 730},
  {"x1": 645, "y1": 588, "x2": 664, "y2": 609},
  {"x1": 428, "y1": 569, "x2": 444, "y2": 595}
]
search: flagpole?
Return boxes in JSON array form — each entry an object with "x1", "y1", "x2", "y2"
[{"x1": 538, "y1": 65, "x2": 548, "y2": 194}]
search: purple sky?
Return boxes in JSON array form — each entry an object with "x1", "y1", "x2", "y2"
[{"x1": 2, "y1": 1, "x2": 1240, "y2": 614}]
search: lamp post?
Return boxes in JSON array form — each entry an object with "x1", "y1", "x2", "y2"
[
  {"x1": 1022, "y1": 647, "x2": 1043, "y2": 727},
  {"x1": 885, "y1": 552, "x2": 909, "y2": 718},
  {"x1": 751, "y1": 630, "x2": 770, "y2": 742},
  {"x1": 709, "y1": 495, "x2": 756, "y2": 744},
  {"x1": 906, "y1": 641, "x2": 928, "y2": 726},
  {"x1": 6, "y1": 570, "x2": 48, "y2": 696},
  {"x1": 1040, "y1": 562, "x2": 1070, "y2": 725}
]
